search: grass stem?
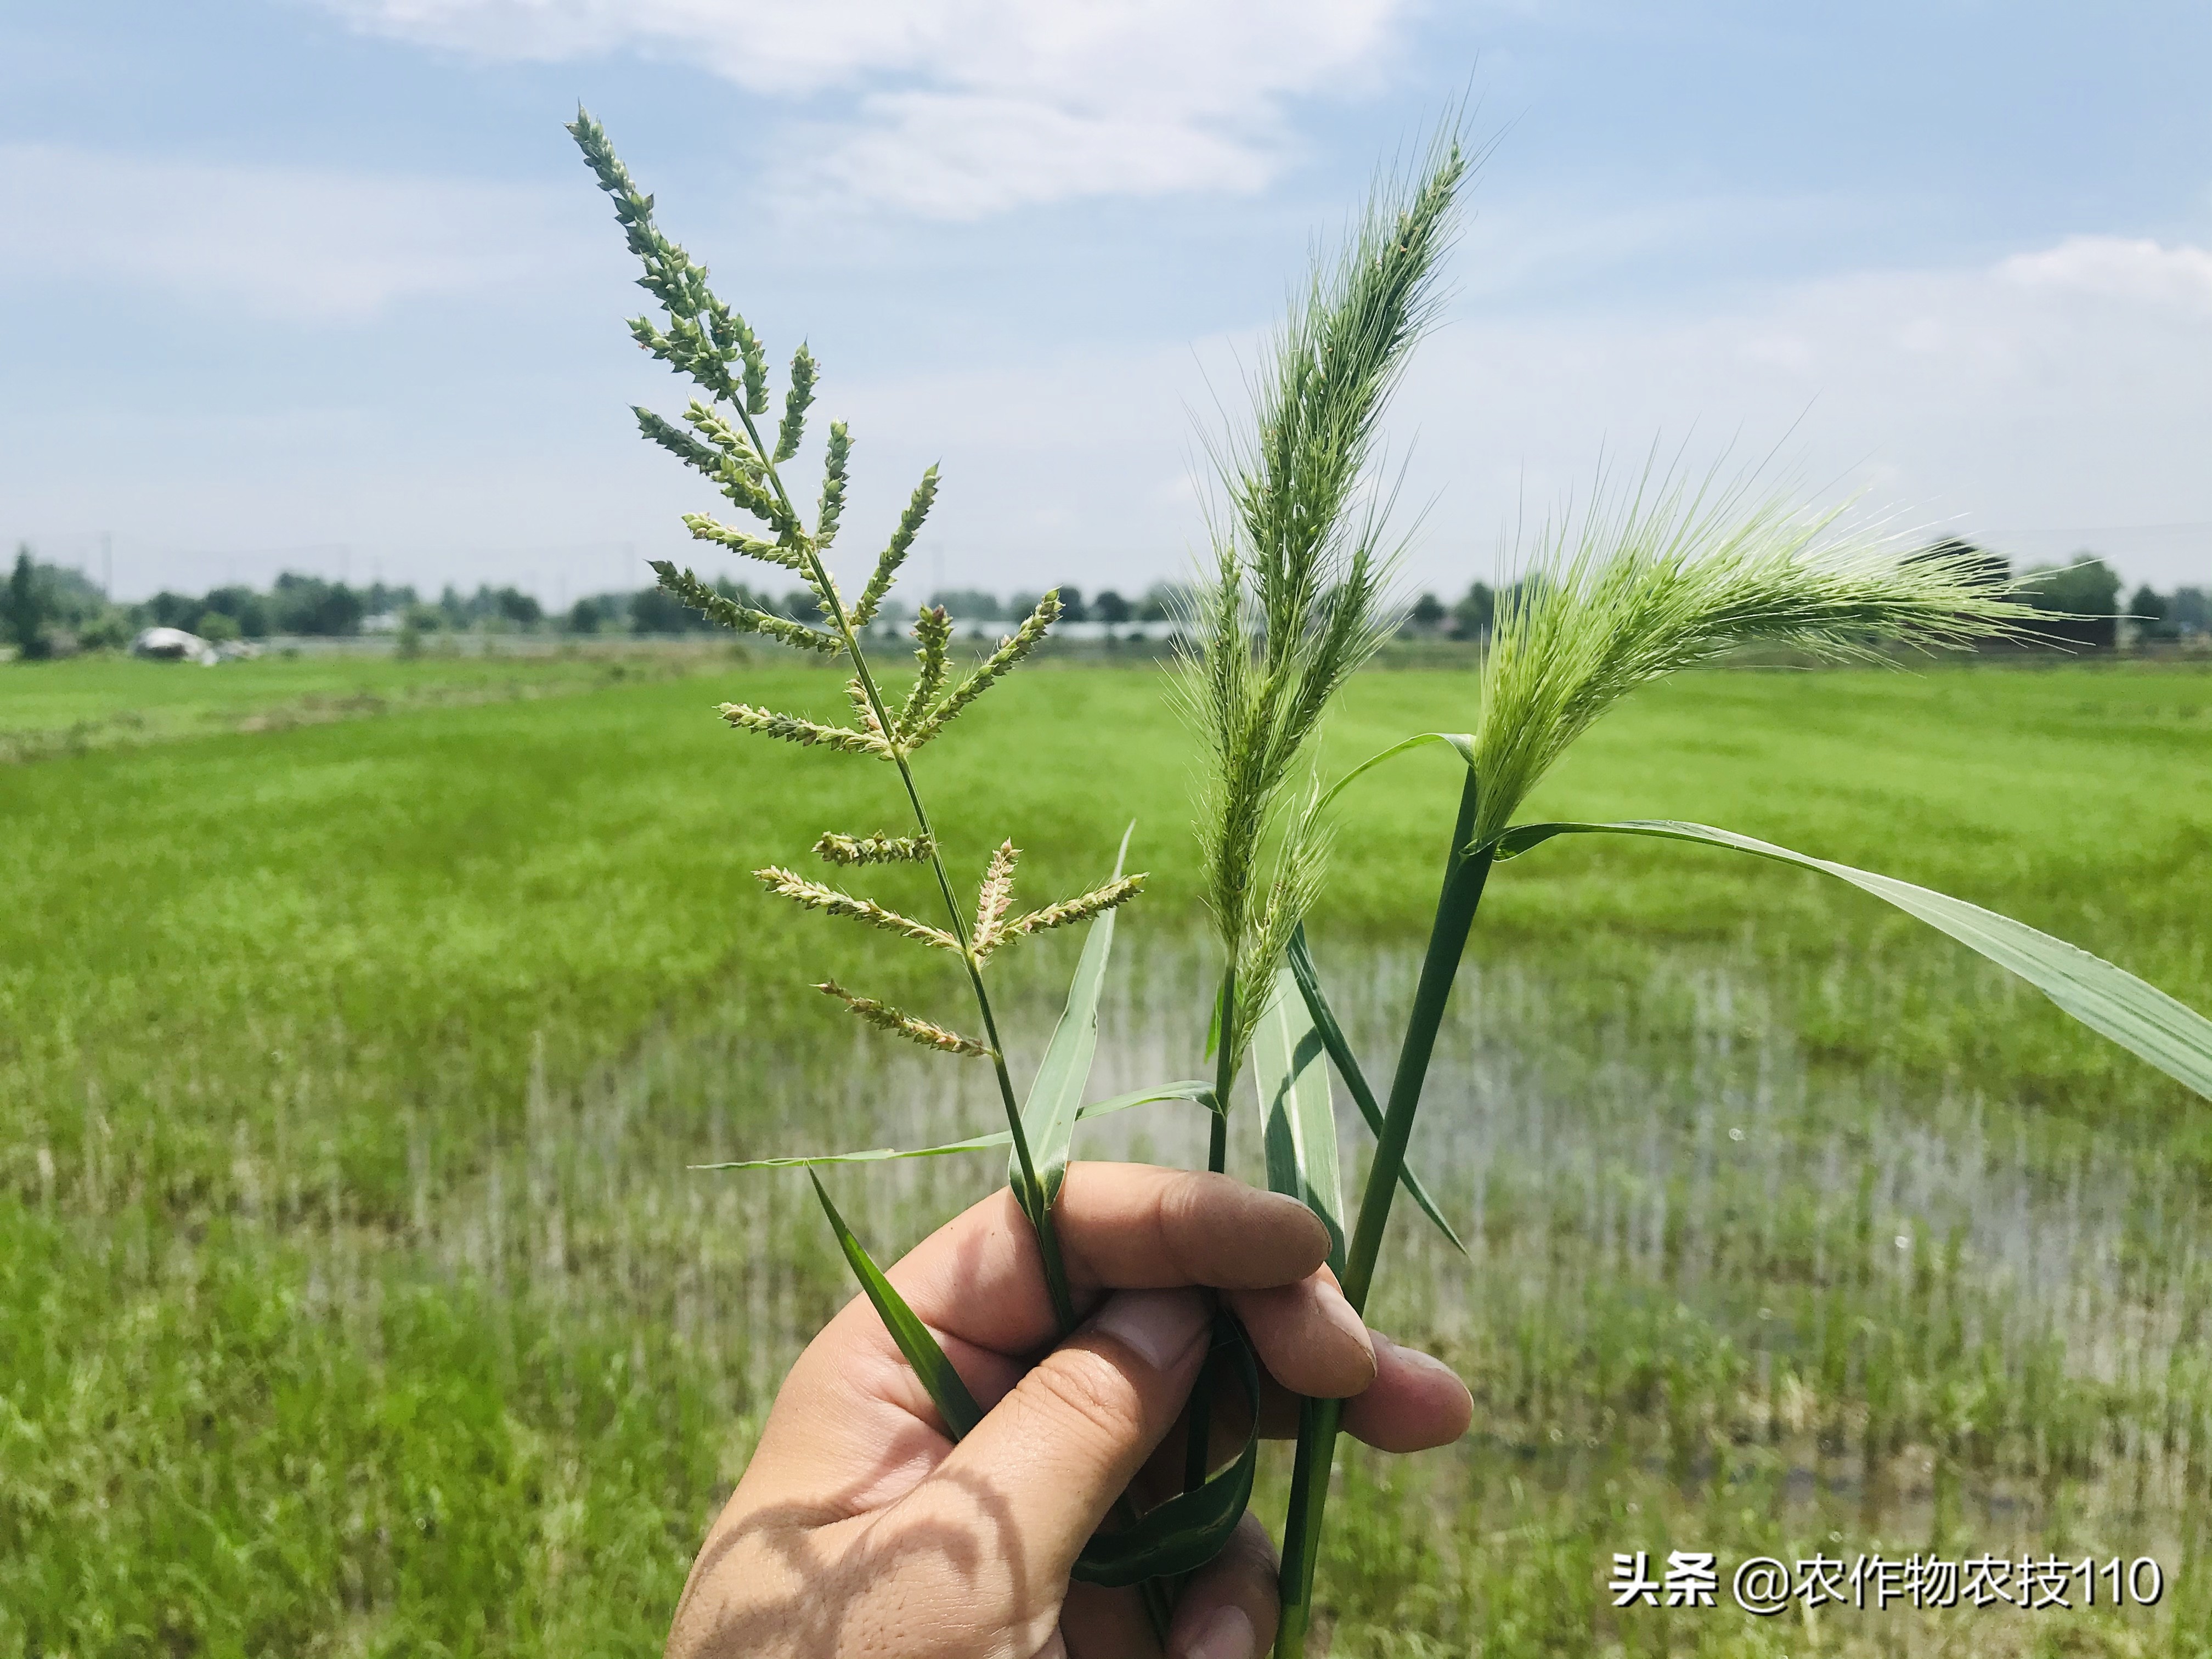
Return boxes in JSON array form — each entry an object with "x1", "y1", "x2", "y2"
[
  {"x1": 1184, "y1": 968, "x2": 1238, "y2": 1494},
  {"x1": 1274, "y1": 768, "x2": 1491, "y2": 1655}
]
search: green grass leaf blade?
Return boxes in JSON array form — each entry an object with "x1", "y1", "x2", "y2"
[
  {"x1": 1254, "y1": 966, "x2": 1345, "y2": 1274},
  {"x1": 809, "y1": 1173, "x2": 982, "y2": 1439},
  {"x1": 1493, "y1": 819, "x2": 2212, "y2": 1101},
  {"x1": 1319, "y1": 731, "x2": 1474, "y2": 810},
  {"x1": 1286, "y1": 925, "x2": 1467, "y2": 1257},
  {"x1": 1011, "y1": 823, "x2": 1135, "y2": 1212},
  {"x1": 688, "y1": 1081, "x2": 1212, "y2": 1171},
  {"x1": 1070, "y1": 1313, "x2": 1261, "y2": 1588}
]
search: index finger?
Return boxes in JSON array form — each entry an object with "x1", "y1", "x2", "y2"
[{"x1": 891, "y1": 1162, "x2": 1331, "y2": 1357}]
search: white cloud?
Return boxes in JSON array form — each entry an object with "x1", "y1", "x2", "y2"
[
  {"x1": 1375, "y1": 235, "x2": 2212, "y2": 585},
  {"x1": 312, "y1": 0, "x2": 1409, "y2": 217},
  {"x1": 1997, "y1": 235, "x2": 2212, "y2": 316},
  {"x1": 12, "y1": 216, "x2": 2208, "y2": 598},
  {"x1": 0, "y1": 143, "x2": 589, "y2": 321},
  {"x1": 820, "y1": 230, "x2": 2212, "y2": 593}
]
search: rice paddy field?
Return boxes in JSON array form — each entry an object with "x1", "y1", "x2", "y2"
[{"x1": 4, "y1": 647, "x2": 2210, "y2": 1657}]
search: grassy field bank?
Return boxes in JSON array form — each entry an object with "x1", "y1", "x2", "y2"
[
  {"x1": 0, "y1": 644, "x2": 735, "y2": 765},
  {"x1": 3, "y1": 653, "x2": 2209, "y2": 1655}
]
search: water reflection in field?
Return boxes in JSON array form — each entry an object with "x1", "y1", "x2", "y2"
[{"x1": 420, "y1": 935, "x2": 2209, "y2": 1654}]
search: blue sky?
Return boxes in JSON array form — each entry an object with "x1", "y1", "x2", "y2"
[{"x1": 3, "y1": 1, "x2": 2208, "y2": 605}]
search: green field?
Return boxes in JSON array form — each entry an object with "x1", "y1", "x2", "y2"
[
  {"x1": 5, "y1": 651, "x2": 2210, "y2": 1656},
  {"x1": 0, "y1": 644, "x2": 734, "y2": 765}
]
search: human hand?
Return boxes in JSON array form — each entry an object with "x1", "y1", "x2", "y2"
[{"x1": 668, "y1": 1163, "x2": 1472, "y2": 1659}]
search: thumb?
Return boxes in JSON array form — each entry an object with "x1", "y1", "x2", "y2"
[{"x1": 926, "y1": 1288, "x2": 1211, "y2": 1592}]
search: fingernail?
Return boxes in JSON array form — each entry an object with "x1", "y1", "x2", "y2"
[
  {"x1": 1177, "y1": 1604, "x2": 1255, "y2": 1659},
  {"x1": 1089, "y1": 1289, "x2": 1207, "y2": 1373},
  {"x1": 1313, "y1": 1276, "x2": 1377, "y2": 1378}
]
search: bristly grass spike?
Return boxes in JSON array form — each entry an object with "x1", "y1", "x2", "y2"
[
  {"x1": 1179, "y1": 122, "x2": 1473, "y2": 1133},
  {"x1": 1269, "y1": 461, "x2": 2212, "y2": 1658},
  {"x1": 569, "y1": 106, "x2": 1143, "y2": 1335}
]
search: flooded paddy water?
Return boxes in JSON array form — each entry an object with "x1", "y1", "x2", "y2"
[{"x1": 392, "y1": 934, "x2": 2209, "y2": 1656}]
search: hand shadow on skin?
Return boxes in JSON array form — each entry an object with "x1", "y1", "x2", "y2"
[{"x1": 672, "y1": 1465, "x2": 1049, "y2": 1658}]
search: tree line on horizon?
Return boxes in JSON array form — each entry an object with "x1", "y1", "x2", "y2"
[
  {"x1": 2, "y1": 541, "x2": 2205, "y2": 661},
  {"x1": 1411, "y1": 544, "x2": 2200, "y2": 650}
]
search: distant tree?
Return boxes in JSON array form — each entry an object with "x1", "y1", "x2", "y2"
[
  {"x1": 146, "y1": 590, "x2": 200, "y2": 629},
  {"x1": 2126, "y1": 584, "x2": 2185, "y2": 645},
  {"x1": 200, "y1": 584, "x2": 271, "y2": 637},
  {"x1": 629, "y1": 584, "x2": 692, "y2": 634},
  {"x1": 2170, "y1": 586, "x2": 2209, "y2": 636},
  {"x1": 2021, "y1": 557, "x2": 2121, "y2": 617},
  {"x1": 5, "y1": 547, "x2": 46, "y2": 657},
  {"x1": 77, "y1": 610, "x2": 132, "y2": 651},
  {"x1": 1058, "y1": 586, "x2": 1088, "y2": 623},
  {"x1": 568, "y1": 596, "x2": 608, "y2": 634},
  {"x1": 494, "y1": 587, "x2": 542, "y2": 628},
  {"x1": 364, "y1": 582, "x2": 419, "y2": 616},
  {"x1": 783, "y1": 588, "x2": 823, "y2": 625},
  {"x1": 195, "y1": 609, "x2": 242, "y2": 645},
  {"x1": 1092, "y1": 589, "x2": 1132, "y2": 624},
  {"x1": 2017, "y1": 557, "x2": 2121, "y2": 650},
  {"x1": 1449, "y1": 580, "x2": 1496, "y2": 641},
  {"x1": 1406, "y1": 592, "x2": 1446, "y2": 632},
  {"x1": 271, "y1": 572, "x2": 365, "y2": 635},
  {"x1": 1007, "y1": 592, "x2": 1043, "y2": 623}
]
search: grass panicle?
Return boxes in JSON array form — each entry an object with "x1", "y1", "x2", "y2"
[
  {"x1": 1470, "y1": 470, "x2": 2035, "y2": 845},
  {"x1": 775, "y1": 345, "x2": 817, "y2": 464},
  {"x1": 680, "y1": 511, "x2": 806, "y2": 573},
  {"x1": 813, "y1": 832, "x2": 935, "y2": 866},
  {"x1": 816, "y1": 422, "x2": 851, "y2": 549},
  {"x1": 753, "y1": 868, "x2": 960, "y2": 952},
  {"x1": 633, "y1": 407, "x2": 726, "y2": 478},
  {"x1": 999, "y1": 876, "x2": 1147, "y2": 947},
  {"x1": 815, "y1": 980, "x2": 992, "y2": 1059},
  {"x1": 573, "y1": 108, "x2": 1149, "y2": 1338},
  {"x1": 855, "y1": 469, "x2": 941, "y2": 627},
  {"x1": 654, "y1": 566, "x2": 839, "y2": 654},
  {"x1": 973, "y1": 841, "x2": 1020, "y2": 958},
  {"x1": 902, "y1": 593, "x2": 1063, "y2": 749},
  {"x1": 1274, "y1": 476, "x2": 2067, "y2": 1659},
  {"x1": 900, "y1": 606, "x2": 953, "y2": 729},
  {"x1": 1173, "y1": 121, "x2": 1471, "y2": 1540},
  {"x1": 1180, "y1": 126, "x2": 1471, "y2": 1095},
  {"x1": 716, "y1": 701, "x2": 886, "y2": 755}
]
